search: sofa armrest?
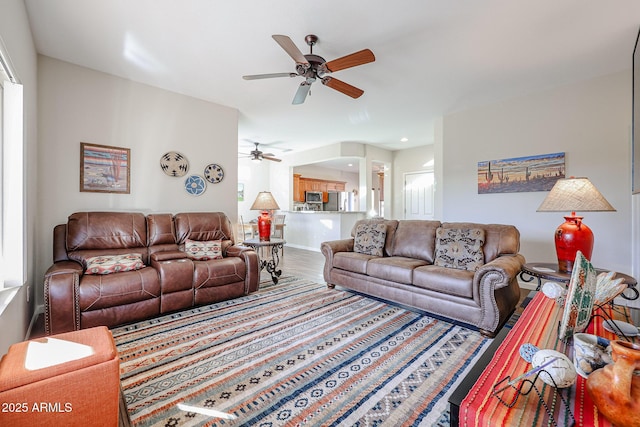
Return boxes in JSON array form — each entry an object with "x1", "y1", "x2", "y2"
[
  {"x1": 44, "y1": 261, "x2": 84, "y2": 335},
  {"x1": 226, "y1": 245, "x2": 260, "y2": 293},
  {"x1": 473, "y1": 253, "x2": 526, "y2": 333},
  {"x1": 150, "y1": 250, "x2": 188, "y2": 262},
  {"x1": 321, "y1": 239, "x2": 354, "y2": 284},
  {"x1": 475, "y1": 254, "x2": 526, "y2": 291}
]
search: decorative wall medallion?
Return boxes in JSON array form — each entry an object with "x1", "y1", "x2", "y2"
[
  {"x1": 204, "y1": 163, "x2": 224, "y2": 183},
  {"x1": 184, "y1": 175, "x2": 206, "y2": 196},
  {"x1": 160, "y1": 151, "x2": 189, "y2": 177}
]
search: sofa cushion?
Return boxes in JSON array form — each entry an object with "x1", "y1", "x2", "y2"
[
  {"x1": 412, "y1": 265, "x2": 475, "y2": 298},
  {"x1": 184, "y1": 239, "x2": 223, "y2": 260},
  {"x1": 391, "y1": 220, "x2": 441, "y2": 262},
  {"x1": 333, "y1": 252, "x2": 377, "y2": 274},
  {"x1": 367, "y1": 257, "x2": 429, "y2": 284},
  {"x1": 79, "y1": 267, "x2": 161, "y2": 311},
  {"x1": 354, "y1": 223, "x2": 387, "y2": 256},
  {"x1": 433, "y1": 228, "x2": 485, "y2": 271},
  {"x1": 66, "y1": 212, "x2": 147, "y2": 251},
  {"x1": 84, "y1": 253, "x2": 145, "y2": 275}
]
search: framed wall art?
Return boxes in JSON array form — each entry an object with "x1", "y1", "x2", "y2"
[
  {"x1": 478, "y1": 152, "x2": 565, "y2": 194},
  {"x1": 80, "y1": 142, "x2": 130, "y2": 194}
]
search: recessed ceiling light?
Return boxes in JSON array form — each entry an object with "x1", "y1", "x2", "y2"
[
  {"x1": 400, "y1": 137, "x2": 408, "y2": 142},
  {"x1": 348, "y1": 163, "x2": 353, "y2": 167}
]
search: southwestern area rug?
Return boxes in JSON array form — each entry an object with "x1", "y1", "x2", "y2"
[{"x1": 112, "y1": 276, "x2": 490, "y2": 427}]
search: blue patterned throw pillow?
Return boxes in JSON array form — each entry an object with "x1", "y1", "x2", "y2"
[
  {"x1": 354, "y1": 223, "x2": 387, "y2": 256},
  {"x1": 434, "y1": 228, "x2": 485, "y2": 271}
]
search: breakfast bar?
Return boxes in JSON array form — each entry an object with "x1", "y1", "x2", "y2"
[{"x1": 283, "y1": 210, "x2": 366, "y2": 251}]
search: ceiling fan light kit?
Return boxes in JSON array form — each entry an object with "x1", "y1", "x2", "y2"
[{"x1": 243, "y1": 34, "x2": 375, "y2": 105}]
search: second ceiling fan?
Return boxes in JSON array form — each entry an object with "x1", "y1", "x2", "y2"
[{"x1": 243, "y1": 34, "x2": 375, "y2": 105}]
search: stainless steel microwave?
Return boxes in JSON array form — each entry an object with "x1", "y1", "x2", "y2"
[{"x1": 305, "y1": 191, "x2": 323, "y2": 203}]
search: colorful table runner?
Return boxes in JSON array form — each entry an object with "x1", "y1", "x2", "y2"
[{"x1": 459, "y1": 292, "x2": 632, "y2": 426}]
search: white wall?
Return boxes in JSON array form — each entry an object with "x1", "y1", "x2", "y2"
[
  {"x1": 238, "y1": 157, "x2": 272, "y2": 224},
  {"x1": 441, "y1": 71, "x2": 632, "y2": 274},
  {"x1": 36, "y1": 56, "x2": 239, "y2": 307},
  {"x1": 0, "y1": 0, "x2": 38, "y2": 354}
]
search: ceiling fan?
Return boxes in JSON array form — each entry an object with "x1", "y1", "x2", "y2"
[
  {"x1": 243, "y1": 34, "x2": 375, "y2": 105},
  {"x1": 241, "y1": 142, "x2": 282, "y2": 162}
]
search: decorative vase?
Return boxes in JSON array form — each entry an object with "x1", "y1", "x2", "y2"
[
  {"x1": 585, "y1": 340, "x2": 640, "y2": 427},
  {"x1": 257, "y1": 211, "x2": 271, "y2": 241},
  {"x1": 554, "y1": 214, "x2": 593, "y2": 273}
]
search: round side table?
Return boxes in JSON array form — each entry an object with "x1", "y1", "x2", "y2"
[{"x1": 519, "y1": 262, "x2": 638, "y2": 300}]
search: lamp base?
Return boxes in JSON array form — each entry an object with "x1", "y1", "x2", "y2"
[
  {"x1": 257, "y1": 211, "x2": 271, "y2": 241},
  {"x1": 554, "y1": 214, "x2": 594, "y2": 273}
]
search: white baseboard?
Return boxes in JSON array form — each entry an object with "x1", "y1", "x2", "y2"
[{"x1": 25, "y1": 304, "x2": 44, "y2": 340}]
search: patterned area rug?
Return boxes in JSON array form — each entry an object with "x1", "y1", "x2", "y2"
[{"x1": 112, "y1": 276, "x2": 490, "y2": 427}]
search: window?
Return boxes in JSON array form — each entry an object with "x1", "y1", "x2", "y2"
[{"x1": 0, "y1": 38, "x2": 24, "y2": 290}]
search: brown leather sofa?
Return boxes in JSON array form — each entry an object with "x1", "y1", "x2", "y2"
[
  {"x1": 44, "y1": 211, "x2": 259, "y2": 335},
  {"x1": 321, "y1": 219, "x2": 525, "y2": 337}
]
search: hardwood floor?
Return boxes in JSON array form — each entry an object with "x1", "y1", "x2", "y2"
[{"x1": 270, "y1": 246, "x2": 326, "y2": 283}]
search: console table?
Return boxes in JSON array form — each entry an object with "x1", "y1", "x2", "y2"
[{"x1": 456, "y1": 292, "x2": 633, "y2": 426}]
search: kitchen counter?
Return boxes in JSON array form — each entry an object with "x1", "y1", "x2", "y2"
[{"x1": 282, "y1": 210, "x2": 367, "y2": 251}]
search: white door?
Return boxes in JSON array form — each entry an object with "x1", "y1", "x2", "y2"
[{"x1": 404, "y1": 171, "x2": 434, "y2": 220}]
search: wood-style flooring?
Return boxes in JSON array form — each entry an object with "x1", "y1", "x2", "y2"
[{"x1": 268, "y1": 246, "x2": 326, "y2": 283}]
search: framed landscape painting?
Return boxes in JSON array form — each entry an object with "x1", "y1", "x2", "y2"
[
  {"x1": 478, "y1": 152, "x2": 565, "y2": 194},
  {"x1": 80, "y1": 142, "x2": 130, "y2": 194}
]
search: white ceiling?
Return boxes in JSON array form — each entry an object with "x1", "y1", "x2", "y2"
[{"x1": 23, "y1": 0, "x2": 640, "y2": 157}]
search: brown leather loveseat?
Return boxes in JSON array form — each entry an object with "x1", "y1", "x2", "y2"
[
  {"x1": 321, "y1": 219, "x2": 525, "y2": 336},
  {"x1": 44, "y1": 211, "x2": 259, "y2": 335}
]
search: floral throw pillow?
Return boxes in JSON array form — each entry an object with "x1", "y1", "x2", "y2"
[
  {"x1": 433, "y1": 228, "x2": 485, "y2": 271},
  {"x1": 353, "y1": 223, "x2": 387, "y2": 256},
  {"x1": 184, "y1": 239, "x2": 223, "y2": 260},
  {"x1": 85, "y1": 253, "x2": 145, "y2": 275}
]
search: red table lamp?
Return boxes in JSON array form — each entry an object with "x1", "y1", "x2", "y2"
[
  {"x1": 250, "y1": 191, "x2": 280, "y2": 241},
  {"x1": 537, "y1": 177, "x2": 615, "y2": 273}
]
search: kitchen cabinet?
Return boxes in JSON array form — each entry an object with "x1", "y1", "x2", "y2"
[{"x1": 293, "y1": 175, "x2": 346, "y2": 202}]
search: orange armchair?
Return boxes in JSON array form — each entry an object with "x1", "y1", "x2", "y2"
[{"x1": 0, "y1": 326, "x2": 124, "y2": 426}]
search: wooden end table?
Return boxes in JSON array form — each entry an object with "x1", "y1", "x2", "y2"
[
  {"x1": 519, "y1": 262, "x2": 639, "y2": 300},
  {"x1": 242, "y1": 238, "x2": 286, "y2": 284}
]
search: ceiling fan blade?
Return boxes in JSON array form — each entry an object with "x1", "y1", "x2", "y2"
[
  {"x1": 262, "y1": 155, "x2": 282, "y2": 162},
  {"x1": 323, "y1": 49, "x2": 375, "y2": 73},
  {"x1": 243, "y1": 72, "x2": 297, "y2": 80},
  {"x1": 292, "y1": 82, "x2": 311, "y2": 105},
  {"x1": 321, "y1": 77, "x2": 364, "y2": 99},
  {"x1": 272, "y1": 35, "x2": 310, "y2": 65}
]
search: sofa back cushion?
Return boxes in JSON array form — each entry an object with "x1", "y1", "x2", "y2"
[
  {"x1": 433, "y1": 228, "x2": 485, "y2": 271},
  {"x1": 66, "y1": 212, "x2": 148, "y2": 267},
  {"x1": 440, "y1": 222, "x2": 520, "y2": 263},
  {"x1": 147, "y1": 213, "x2": 176, "y2": 246},
  {"x1": 174, "y1": 212, "x2": 234, "y2": 252},
  {"x1": 351, "y1": 219, "x2": 399, "y2": 257},
  {"x1": 391, "y1": 220, "x2": 441, "y2": 262},
  {"x1": 67, "y1": 212, "x2": 147, "y2": 250}
]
